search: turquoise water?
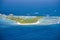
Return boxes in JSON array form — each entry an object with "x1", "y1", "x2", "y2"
[
  {"x1": 0, "y1": 0, "x2": 60, "y2": 40},
  {"x1": 0, "y1": 17, "x2": 17, "y2": 25}
]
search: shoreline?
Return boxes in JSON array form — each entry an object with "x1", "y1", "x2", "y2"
[{"x1": 0, "y1": 14, "x2": 60, "y2": 25}]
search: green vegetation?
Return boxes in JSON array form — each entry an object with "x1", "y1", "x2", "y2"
[{"x1": 6, "y1": 16, "x2": 43, "y2": 24}]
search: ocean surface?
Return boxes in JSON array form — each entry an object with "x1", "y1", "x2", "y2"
[
  {"x1": 0, "y1": 17, "x2": 60, "y2": 40},
  {"x1": 0, "y1": 0, "x2": 60, "y2": 40},
  {"x1": 0, "y1": 0, "x2": 60, "y2": 16},
  {"x1": 0, "y1": 24, "x2": 60, "y2": 40}
]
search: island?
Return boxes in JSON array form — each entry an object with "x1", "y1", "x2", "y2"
[
  {"x1": 6, "y1": 16, "x2": 43, "y2": 24},
  {"x1": 0, "y1": 14, "x2": 60, "y2": 25}
]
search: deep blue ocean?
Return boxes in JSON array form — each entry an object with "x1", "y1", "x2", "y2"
[
  {"x1": 0, "y1": 24, "x2": 60, "y2": 40},
  {"x1": 0, "y1": 0, "x2": 60, "y2": 40}
]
